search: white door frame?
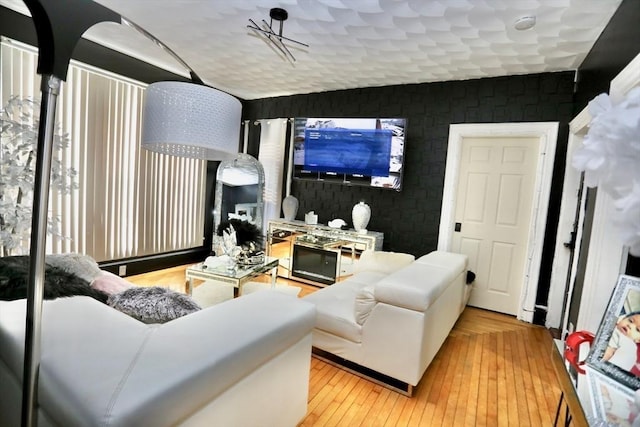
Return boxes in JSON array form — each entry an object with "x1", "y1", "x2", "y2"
[
  {"x1": 546, "y1": 108, "x2": 590, "y2": 331},
  {"x1": 438, "y1": 122, "x2": 559, "y2": 322},
  {"x1": 574, "y1": 52, "x2": 640, "y2": 334}
]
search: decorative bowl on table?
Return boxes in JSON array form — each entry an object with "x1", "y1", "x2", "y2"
[{"x1": 235, "y1": 251, "x2": 265, "y2": 266}]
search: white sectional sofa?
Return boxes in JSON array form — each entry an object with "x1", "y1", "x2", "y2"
[
  {"x1": 302, "y1": 250, "x2": 469, "y2": 394},
  {"x1": 0, "y1": 291, "x2": 315, "y2": 426}
]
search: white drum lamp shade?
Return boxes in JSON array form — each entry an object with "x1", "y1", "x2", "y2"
[{"x1": 142, "y1": 81, "x2": 242, "y2": 160}]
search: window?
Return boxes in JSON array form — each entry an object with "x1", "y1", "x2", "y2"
[{"x1": 0, "y1": 37, "x2": 206, "y2": 261}]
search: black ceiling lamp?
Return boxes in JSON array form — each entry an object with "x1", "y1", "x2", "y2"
[{"x1": 247, "y1": 7, "x2": 309, "y2": 63}]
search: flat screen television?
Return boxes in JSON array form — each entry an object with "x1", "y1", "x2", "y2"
[{"x1": 292, "y1": 118, "x2": 406, "y2": 191}]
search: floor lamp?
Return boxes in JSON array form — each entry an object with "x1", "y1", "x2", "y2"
[{"x1": 19, "y1": 1, "x2": 240, "y2": 425}]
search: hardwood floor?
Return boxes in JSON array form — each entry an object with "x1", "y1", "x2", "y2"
[{"x1": 126, "y1": 265, "x2": 564, "y2": 426}]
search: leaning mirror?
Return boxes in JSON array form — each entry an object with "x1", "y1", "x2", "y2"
[{"x1": 212, "y1": 153, "x2": 265, "y2": 251}]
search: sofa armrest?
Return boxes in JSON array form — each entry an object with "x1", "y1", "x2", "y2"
[
  {"x1": 112, "y1": 291, "x2": 316, "y2": 426},
  {"x1": 1, "y1": 292, "x2": 316, "y2": 427}
]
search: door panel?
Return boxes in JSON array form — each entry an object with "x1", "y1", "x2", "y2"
[
  {"x1": 488, "y1": 242, "x2": 515, "y2": 294},
  {"x1": 453, "y1": 137, "x2": 539, "y2": 315},
  {"x1": 464, "y1": 173, "x2": 488, "y2": 222},
  {"x1": 496, "y1": 175, "x2": 523, "y2": 225}
]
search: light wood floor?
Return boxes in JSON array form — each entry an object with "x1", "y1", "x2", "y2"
[{"x1": 127, "y1": 265, "x2": 564, "y2": 426}]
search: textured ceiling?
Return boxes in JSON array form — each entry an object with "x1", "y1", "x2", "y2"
[{"x1": 0, "y1": 0, "x2": 623, "y2": 100}]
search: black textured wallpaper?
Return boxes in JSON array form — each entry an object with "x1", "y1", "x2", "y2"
[
  {"x1": 243, "y1": 72, "x2": 575, "y2": 258},
  {"x1": 574, "y1": 0, "x2": 640, "y2": 113}
]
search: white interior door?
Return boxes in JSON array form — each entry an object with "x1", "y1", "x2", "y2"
[
  {"x1": 452, "y1": 137, "x2": 539, "y2": 315},
  {"x1": 438, "y1": 122, "x2": 558, "y2": 322}
]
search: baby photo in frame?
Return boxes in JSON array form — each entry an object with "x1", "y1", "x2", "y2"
[
  {"x1": 586, "y1": 366, "x2": 638, "y2": 426},
  {"x1": 587, "y1": 275, "x2": 640, "y2": 390}
]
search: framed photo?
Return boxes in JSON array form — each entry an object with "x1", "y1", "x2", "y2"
[
  {"x1": 234, "y1": 203, "x2": 258, "y2": 219},
  {"x1": 587, "y1": 275, "x2": 640, "y2": 390},
  {"x1": 586, "y1": 366, "x2": 638, "y2": 426}
]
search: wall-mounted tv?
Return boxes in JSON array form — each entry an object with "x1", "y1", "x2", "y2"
[{"x1": 292, "y1": 118, "x2": 406, "y2": 191}]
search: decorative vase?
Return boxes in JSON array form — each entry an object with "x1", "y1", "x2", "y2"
[
  {"x1": 352, "y1": 201, "x2": 371, "y2": 233},
  {"x1": 282, "y1": 195, "x2": 299, "y2": 221}
]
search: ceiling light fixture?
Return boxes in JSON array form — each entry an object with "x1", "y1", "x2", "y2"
[
  {"x1": 514, "y1": 15, "x2": 536, "y2": 31},
  {"x1": 121, "y1": 18, "x2": 241, "y2": 161},
  {"x1": 247, "y1": 7, "x2": 309, "y2": 63}
]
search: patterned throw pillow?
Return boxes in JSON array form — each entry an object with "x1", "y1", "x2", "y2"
[
  {"x1": 0, "y1": 256, "x2": 108, "y2": 303},
  {"x1": 107, "y1": 286, "x2": 201, "y2": 324},
  {"x1": 45, "y1": 253, "x2": 103, "y2": 283}
]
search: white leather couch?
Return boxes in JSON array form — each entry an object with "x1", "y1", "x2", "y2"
[
  {"x1": 302, "y1": 250, "x2": 469, "y2": 394},
  {"x1": 0, "y1": 291, "x2": 315, "y2": 427}
]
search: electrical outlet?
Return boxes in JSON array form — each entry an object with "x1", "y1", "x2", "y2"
[{"x1": 118, "y1": 265, "x2": 127, "y2": 276}]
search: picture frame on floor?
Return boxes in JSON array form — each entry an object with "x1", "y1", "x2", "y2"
[
  {"x1": 586, "y1": 366, "x2": 638, "y2": 425},
  {"x1": 587, "y1": 274, "x2": 640, "y2": 391}
]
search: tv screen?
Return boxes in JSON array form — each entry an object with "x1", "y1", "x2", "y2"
[{"x1": 292, "y1": 118, "x2": 406, "y2": 191}]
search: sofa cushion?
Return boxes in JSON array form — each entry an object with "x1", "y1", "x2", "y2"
[
  {"x1": 339, "y1": 270, "x2": 387, "y2": 289},
  {"x1": 374, "y1": 252, "x2": 467, "y2": 312},
  {"x1": 303, "y1": 288, "x2": 357, "y2": 344},
  {"x1": 415, "y1": 251, "x2": 468, "y2": 283},
  {"x1": 353, "y1": 250, "x2": 415, "y2": 275},
  {"x1": 303, "y1": 270, "x2": 387, "y2": 341},
  {"x1": 354, "y1": 286, "x2": 376, "y2": 325}
]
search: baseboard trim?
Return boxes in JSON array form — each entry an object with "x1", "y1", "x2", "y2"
[
  {"x1": 98, "y1": 248, "x2": 210, "y2": 277},
  {"x1": 311, "y1": 347, "x2": 413, "y2": 397}
]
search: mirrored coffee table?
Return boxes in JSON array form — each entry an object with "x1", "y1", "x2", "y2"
[{"x1": 185, "y1": 256, "x2": 279, "y2": 298}]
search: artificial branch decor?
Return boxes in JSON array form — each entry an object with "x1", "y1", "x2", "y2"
[
  {"x1": 215, "y1": 219, "x2": 264, "y2": 266},
  {"x1": 217, "y1": 218, "x2": 263, "y2": 248},
  {"x1": 0, "y1": 96, "x2": 78, "y2": 256},
  {"x1": 572, "y1": 87, "x2": 640, "y2": 256}
]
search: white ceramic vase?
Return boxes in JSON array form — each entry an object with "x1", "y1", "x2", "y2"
[
  {"x1": 352, "y1": 201, "x2": 371, "y2": 233},
  {"x1": 282, "y1": 195, "x2": 299, "y2": 221}
]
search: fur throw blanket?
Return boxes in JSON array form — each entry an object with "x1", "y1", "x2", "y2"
[{"x1": 0, "y1": 256, "x2": 109, "y2": 303}]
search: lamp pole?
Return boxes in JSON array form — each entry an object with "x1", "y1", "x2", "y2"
[
  {"x1": 21, "y1": 73, "x2": 60, "y2": 427},
  {"x1": 18, "y1": 2, "x2": 233, "y2": 424},
  {"x1": 20, "y1": 2, "x2": 119, "y2": 425}
]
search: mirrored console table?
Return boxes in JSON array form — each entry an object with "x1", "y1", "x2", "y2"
[{"x1": 267, "y1": 219, "x2": 384, "y2": 287}]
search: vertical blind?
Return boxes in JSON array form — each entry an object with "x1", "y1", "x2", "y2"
[
  {"x1": 256, "y1": 118, "x2": 287, "y2": 234},
  {"x1": 0, "y1": 38, "x2": 206, "y2": 261}
]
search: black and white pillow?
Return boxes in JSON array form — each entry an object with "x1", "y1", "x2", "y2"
[
  {"x1": 0, "y1": 256, "x2": 109, "y2": 303},
  {"x1": 107, "y1": 286, "x2": 201, "y2": 324}
]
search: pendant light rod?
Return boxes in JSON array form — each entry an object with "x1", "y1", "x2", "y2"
[
  {"x1": 121, "y1": 16, "x2": 204, "y2": 85},
  {"x1": 247, "y1": 7, "x2": 308, "y2": 63},
  {"x1": 260, "y1": 18, "x2": 309, "y2": 47},
  {"x1": 249, "y1": 18, "x2": 291, "y2": 61}
]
